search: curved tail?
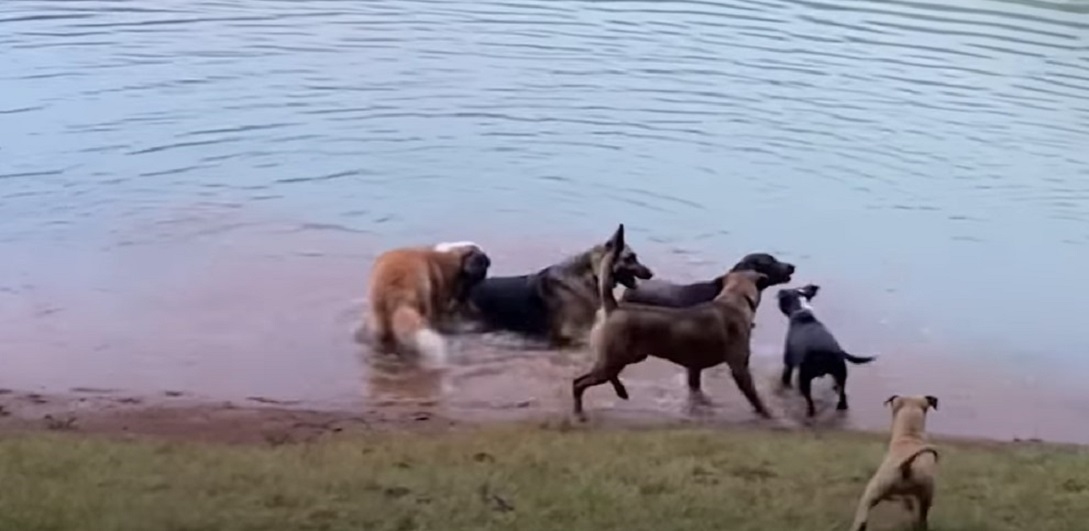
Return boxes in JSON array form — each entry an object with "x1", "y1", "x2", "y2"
[
  {"x1": 899, "y1": 447, "x2": 939, "y2": 480},
  {"x1": 391, "y1": 305, "x2": 448, "y2": 366},
  {"x1": 843, "y1": 352, "x2": 876, "y2": 365},
  {"x1": 598, "y1": 224, "x2": 625, "y2": 315}
]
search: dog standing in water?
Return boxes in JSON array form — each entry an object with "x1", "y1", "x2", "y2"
[
  {"x1": 851, "y1": 395, "x2": 941, "y2": 531},
  {"x1": 776, "y1": 284, "x2": 875, "y2": 417},
  {"x1": 467, "y1": 225, "x2": 653, "y2": 346},
  {"x1": 364, "y1": 241, "x2": 490, "y2": 365},
  {"x1": 572, "y1": 224, "x2": 772, "y2": 420}
]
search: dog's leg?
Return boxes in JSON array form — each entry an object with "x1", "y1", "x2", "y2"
[
  {"x1": 573, "y1": 362, "x2": 627, "y2": 421},
  {"x1": 687, "y1": 368, "x2": 713, "y2": 406},
  {"x1": 609, "y1": 376, "x2": 629, "y2": 400},
  {"x1": 799, "y1": 374, "x2": 816, "y2": 418},
  {"x1": 550, "y1": 316, "x2": 582, "y2": 349},
  {"x1": 916, "y1": 491, "x2": 932, "y2": 531},
  {"x1": 728, "y1": 365, "x2": 771, "y2": 418},
  {"x1": 779, "y1": 364, "x2": 794, "y2": 389},
  {"x1": 833, "y1": 365, "x2": 849, "y2": 411},
  {"x1": 850, "y1": 478, "x2": 885, "y2": 531}
]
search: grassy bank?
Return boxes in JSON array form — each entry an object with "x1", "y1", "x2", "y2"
[{"x1": 1, "y1": 425, "x2": 1087, "y2": 531}]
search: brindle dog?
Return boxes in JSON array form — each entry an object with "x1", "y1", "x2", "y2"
[
  {"x1": 572, "y1": 224, "x2": 773, "y2": 420},
  {"x1": 467, "y1": 224, "x2": 653, "y2": 346}
]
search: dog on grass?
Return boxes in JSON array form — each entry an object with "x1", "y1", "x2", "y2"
[
  {"x1": 620, "y1": 252, "x2": 795, "y2": 307},
  {"x1": 776, "y1": 284, "x2": 875, "y2": 417},
  {"x1": 851, "y1": 395, "x2": 940, "y2": 531},
  {"x1": 467, "y1": 224, "x2": 653, "y2": 346},
  {"x1": 364, "y1": 241, "x2": 491, "y2": 364},
  {"x1": 572, "y1": 224, "x2": 772, "y2": 420}
]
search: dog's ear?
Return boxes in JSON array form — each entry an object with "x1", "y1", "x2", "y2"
[
  {"x1": 459, "y1": 247, "x2": 491, "y2": 286},
  {"x1": 925, "y1": 395, "x2": 939, "y2": 411},
  {"x1": 804, "y1": 284, "x2": 820, "y2": 297},
  {"x1": 605, "y1": 223, "x2": 626, "y2": 251},
  {"x1": 884, "y1": 395, "x2": 899, "y2": 407}
]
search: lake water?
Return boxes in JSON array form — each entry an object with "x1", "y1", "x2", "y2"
[{"x1": 2, "y1": 0, "x2": 1088, "y2": 441}]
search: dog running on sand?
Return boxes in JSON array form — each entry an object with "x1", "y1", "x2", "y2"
[
  {"x1": 572, "y1": 224, "x2": 773, "y2": 420},
  {"x1": 620, "y1": 252, "x2": 795, "y2": 307},
  {"x1": 364, "y1": 241, "x2": 491, "y2": 364},
  {"x1": 850, "y1": 395, "x2": 941, "y2": 531},
  {"x1": 776, "y1": 284, "x2": 875, "y2": 417},
  {"x1": 467, "y1": 225, "x2": 653, "y2": 346}
]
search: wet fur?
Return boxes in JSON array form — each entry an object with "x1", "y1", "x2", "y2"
[
  {"x1": 851, "y1": 395, "x2": 941, "y2": 531},
  {"x1": 467, "y1": 226, "x2": 652, "y2": 346},
  {"x1": 573, "y1": 224, "x2": 772, "y2": 420},
  {"x1": 365, "y1": 243, "x2": 491, "y2": 363},
  {"x1": 777, "y1": 284, "x2": 875, "y2": 417}
]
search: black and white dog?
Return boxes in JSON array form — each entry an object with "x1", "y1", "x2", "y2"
[{"x1": 777, "y1": 284, "x2": 875, "y2": 417}]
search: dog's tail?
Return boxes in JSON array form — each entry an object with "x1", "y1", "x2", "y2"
[
  {"x1": 597, "y1": 224, "x2": 626, "y2": 315},
  {"x1": 899, "y1": 447, "x2": 939, "y2": 480},
  {"x1": 391, "y1": 305, "x2": 448, "y2": 366},
  {"x1": 842, "y1": 352, "x2": 876, "y2": 365}
]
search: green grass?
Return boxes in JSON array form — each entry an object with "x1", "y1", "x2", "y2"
[{"x1": 1, "y1": 426, "x2": 1088, "y2": 531}]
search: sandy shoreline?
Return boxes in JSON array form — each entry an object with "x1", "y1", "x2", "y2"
[{"x1": 3, "y1": 223, "x2": 1087, "y2": 446}]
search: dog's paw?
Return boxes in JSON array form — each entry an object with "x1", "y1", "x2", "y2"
[{"x1": 689, "y1": 391, "x2": 715, "y2": 407}]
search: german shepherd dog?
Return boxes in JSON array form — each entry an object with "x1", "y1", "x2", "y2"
[
  {"x1": 776, "y1": 284, "x2": 875, "y2": 417},
  {"x1": 467, "y1": 224, "x2": 653, "y2": 346},
  {"x1": 621, "y1": 253, "x2": 795, "y2": 308},
  {"x1": 573, "y1": 224, "x2": 772, "y2": 420}
]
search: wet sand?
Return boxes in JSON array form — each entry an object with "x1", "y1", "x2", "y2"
[{"x1": 1, "y1": 207, "x2": 1087, "y2": 445}]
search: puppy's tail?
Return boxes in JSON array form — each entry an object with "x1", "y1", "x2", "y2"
[
  {"x1": 900, "y1": 447, "x2": 939, "y2": 480},
  {"x1": 842, "y1": 352, "x2": 876, "y2": 365},
  {"x1": 597, "y1": 224, "x2": 626, "y2": 315},
  {"x1": 391, "y1": 305, "x2": 448, "y2": 366}
]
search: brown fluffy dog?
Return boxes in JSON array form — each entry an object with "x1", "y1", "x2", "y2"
[
  {"x1": 572, "y1": 224, "x2": 772, "y2": 420},
  {"x1": 365, "y1": 241, "x2": 490, "y2": 364},
  {"x1": 850, "y1": 395, "x2": 941, "y2": 531}
]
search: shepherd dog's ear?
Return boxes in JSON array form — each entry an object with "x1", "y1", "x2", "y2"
[
  {"x1": 884, "y1": 395, "x2": 899, "y2": 407},
  {"x1": 605, "y1": 223, "x2": 625, "y2": 251}
]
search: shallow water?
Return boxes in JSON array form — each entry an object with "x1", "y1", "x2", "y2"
[{"x1": 1, "y1": 0, "x2": 1088, "y2": 442}]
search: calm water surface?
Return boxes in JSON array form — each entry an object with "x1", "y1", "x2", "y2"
[{"x1": 2, "y1": 0, "x2": 1088, "y2": 441}]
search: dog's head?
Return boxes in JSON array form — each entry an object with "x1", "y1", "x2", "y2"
[
  {"x1": 730, "y1": 253, "x2": 795, "y2": 290},
  {"x1": 600, "y1": 224, "x2": 653, "y2": 289},
  {"x1": 434, "y1": 241, "x2": 492, "y2": 301},
  {"x1": 776, "y1": 284, "x2": 820, "y2": 317},
  {"x1": 884, "y1": 395, "x2": 939, "y2": 415}
]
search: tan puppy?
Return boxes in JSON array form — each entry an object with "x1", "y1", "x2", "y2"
[
  {"x1": 365, "y1": 241, "x2": 490, "y2": 364},
  {"x1": 850, "y1": 395, "x2": 940, "y2": 531},
  {"x1": 572, "y1": 224, "x2": 772, "y2": 420}
]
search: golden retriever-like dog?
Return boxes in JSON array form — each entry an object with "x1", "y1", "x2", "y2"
[
  {"x1": 363, "y1": 241, "x2": 490, "y2": 364},
  {"x1": 850, "y1": 395, "x2": 940, "y2": 531}
]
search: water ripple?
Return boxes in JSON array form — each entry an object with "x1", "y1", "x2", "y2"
[{"x1": 1, "y1": 0, "x2": 1087, "y2": 377}]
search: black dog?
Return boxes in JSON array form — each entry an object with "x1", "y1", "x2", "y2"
[
  {"x1": 620, "y1": 252, "x2": 795, "y2": 307},
  {"x1": 466, "y1": 226, "x2": 654, "y2": 345},
  {"x1": 777, "y1": 284, "x2": 875, "y2": 417}
]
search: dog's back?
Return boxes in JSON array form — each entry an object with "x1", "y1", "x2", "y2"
[
  {"x1": 785, "y1": 310, "x2": 843, "y2": 363},
  {"x1": 468, "y1": 271, "x2": 551, "y2": 335},
  {"x1": 620, "y1": 279, "x2": 722, "y2": 308}
]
